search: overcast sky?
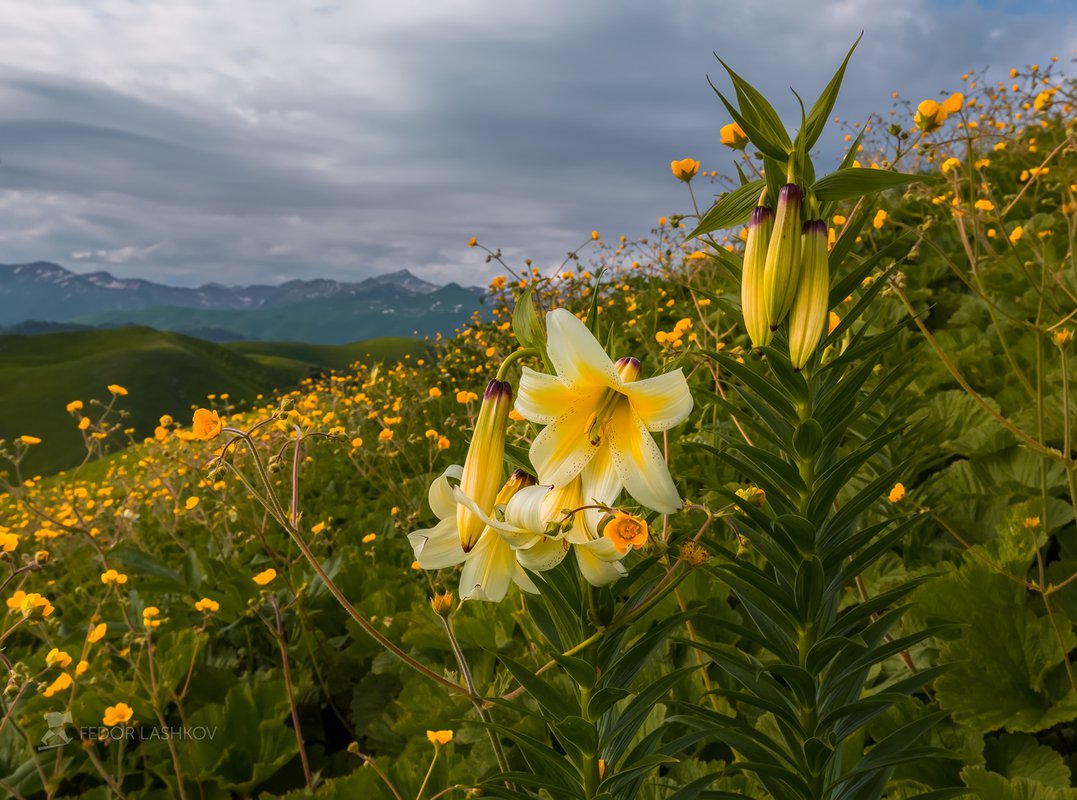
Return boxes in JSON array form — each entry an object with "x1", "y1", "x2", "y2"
[{"x1": 0, "y1": 0, "x2": 1072, "y2": 288}]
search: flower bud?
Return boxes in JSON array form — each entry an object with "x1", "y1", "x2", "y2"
[
  {"x1": 431, "y1": 591, "x2": 454, "y2": 617},
  {"x1": 457, "y1": 380, "x2": 512, "y2": 552},
  {"x1": 787, "y1": 220, "x2": 830, "y2": 371},
  {"x1": 762, "y1": 183, "x2": 803, "y2": 329},
  {"x1": 741, "y1": 204, "x2": 775, "y2": 348}
]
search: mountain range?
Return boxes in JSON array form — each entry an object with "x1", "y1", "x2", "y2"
[{"x1": 0, "y1": 262, "x2": 484, "y2": 343}]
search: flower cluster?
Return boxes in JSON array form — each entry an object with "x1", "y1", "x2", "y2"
[{"x1": 410, "y1": 308, "x2": 693, "y2": 601}]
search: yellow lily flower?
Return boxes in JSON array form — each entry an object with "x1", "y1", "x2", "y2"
[
  {"x1": 408, "y1": 466, "x2": 541, "y2": 602},
  {"x1": 515, "y1": 309, "x2": 693, "y2": 513}
]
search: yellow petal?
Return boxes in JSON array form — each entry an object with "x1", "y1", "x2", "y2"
[
  {"x1": 515, "y1": 536, "x2": 570, "y2": 572},
  {"x1": 428, "y1": 464, "x2": 463, "y2": 520},
  {"x1": 528, "y1": 411, "x2": 600, "y2": 487},
  {"x1": 574, "y1": 542, "x2": 627, "y2": 586},
  {"x1": 459, "y1": 531, "x2": 517, "y2": 602},
  {"x1": 546, "y1": 308, "x2": 621, "y2": 388},
  {"x1": 516, "y1": 368, "x2": 578, "y2": 424},
  {"x1": 407, "y1": 518, "x2": 465, "y2": 570},
  {"x1": 606, "y1": 403, "x2": 682, "y2": 514},
  {"x1": 620, "y1": 369, "x2": 694, "y2": 431}
]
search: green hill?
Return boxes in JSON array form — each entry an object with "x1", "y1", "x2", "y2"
[
  {"x1": 225, "y1": 337, "x2": 428, "y2": 377},
  {"x1": 0, "y1": 328, "x2": 429, "y2": 475}
]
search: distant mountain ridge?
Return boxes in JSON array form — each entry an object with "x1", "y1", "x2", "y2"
[{"x1": 0, "y1": 261, "x2": 483, "y2": 343}]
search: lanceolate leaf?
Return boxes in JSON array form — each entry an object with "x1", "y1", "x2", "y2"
[
  {"x1": 688, "y1": 179, "x2": 766, "y2": 239},
  {"x1": 812, "y1": 167, "x2": 929, "y2": 202}
]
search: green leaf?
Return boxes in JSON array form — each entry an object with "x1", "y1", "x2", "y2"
[
  {"x1": 961, "y1": 766, "x2": 1077, "y2": 800},
  {"x1": 512, "y1": 283, "x2": 550, "y2": 366},
  {"x1": 109, "y1": 545, "x2": 185, "y2": 589},
  {"x1": 797, "y1": 35, "x2": 862, "y2": 151},
  {"x1": 708, "y1": 82, "x2": 790, "y2": 163},
  {"x1": 812, "y1": 167, "x2": 929, "y2": 203},
  {"x1": 917, "y1": 563, "x2": 1077, "y2": 734},
  {"x1": 984, "y1": 733, "x2": 1073, "y2": 787},
  {"x1": 688, "y1": 179, "x2": 766, "y2": 239},
  {"x1": 499, "y1": 653, "x2": 576, "y2": 720}
]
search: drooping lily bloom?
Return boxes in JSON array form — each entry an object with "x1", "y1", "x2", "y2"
[
  {"x1": 458, "y1": 447, "x2": 630, "y2": 587},
  {"x1": 408, "y1": 466, "x2": 542, "y2": 602},
  {"x1": 515, "y1": 308, "x2": 693, "y2": 514}
]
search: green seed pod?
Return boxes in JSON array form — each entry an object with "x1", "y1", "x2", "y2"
[
  {"x1": 742, "y1": 204, "x2": 775, "y2": 348},
  {"x1": 762, "y1": 183, "x2": 803, "y2": 329},
  {"x1": 788, "y1": 220, "x2": 830, "y2": 371}
]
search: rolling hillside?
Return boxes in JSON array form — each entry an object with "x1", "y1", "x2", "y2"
[{"x1": 0, "y1": 327, "x2": 428, "y2": 474}]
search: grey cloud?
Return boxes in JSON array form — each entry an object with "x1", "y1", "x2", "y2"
[{"x1": 0, "y1": 0, "x2": 1072, "y2": 286}]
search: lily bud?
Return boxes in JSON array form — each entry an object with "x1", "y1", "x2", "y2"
[
  {"x1": 787, "y1": 220, "x2": 830, "y2": 371},
  {"x1": 457, "y1": 379, "x2": 512, "y2": 552},
  {"x1": 741, "y1": 204, "x2": 775, "y2": 348},
  {"x1": 762, "y1": 183, "x2": 803, "y2": 329}
]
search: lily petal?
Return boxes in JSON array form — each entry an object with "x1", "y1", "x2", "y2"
[
  {"x1": 606, "y1": 403, "x2": 683, "y2": 514},
  {"x1": 459, "y1": 532, "x2": 516, "y2": 602},
  {"x1": 515, "y1": 536, "x2": 570, "y2": 572},
  {"x1": 516, "y1": 368, "x2": 578, "y2": 424},
  {"x1": 502, "y1": 484, "x2": 552, "y2": 536},
  {"x1": 581, "y1": 443, "x2": 622, "y2": 507},
  {"x1": 546, "y1": 308, "x2": 621, "y2": 388},
  {"x1": 578, "y1": 536, "x2": 627, "y2": 561},
  {"x1": 528, "y1": 409, "x2": 601, "y2": 487},
  {"x1": 428, "y1": 464, "x2": 463, "y2": 520},
  {"x1": 511, "y1": 565, "x2": 539, "y2": 594},
  {"x1": 621, "y1": 369, "x2": 694, "y2": 432},
  {"x1": 408, "y1": 518, "x2": 465, "y2": 569},
  {"x1": 454, "y1": 485, "x2": 544, "y2": 549},
  {"x1": 574, "y1": 542, "x2": 627, "y2": 586}
]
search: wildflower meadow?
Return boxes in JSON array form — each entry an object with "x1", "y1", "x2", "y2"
[{"x1": 0, "y1": 44, "x2": 1075, "y2": 800}]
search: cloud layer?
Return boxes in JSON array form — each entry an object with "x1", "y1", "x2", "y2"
[{"x1": 0, "y1": 0, "x2": 1072, "y2": 286}]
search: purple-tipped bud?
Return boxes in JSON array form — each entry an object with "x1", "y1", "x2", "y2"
[
  {"x1": 742, "y1": 204, "x2": 775, "y2": 348},
  {"x1": 615, "y1": 357, "x2": 641, "y2": 382},
  {"x1": 458, "y1": 379, "x2": 512, "y2": 551},
  {"x1": 762, "y1": 183, "x2": 804, "y2": 330},
  {"x1": 787, "y1": 219, "x2": 831, "y2": 371}
]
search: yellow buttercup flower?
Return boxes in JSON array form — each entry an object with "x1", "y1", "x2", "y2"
[
  {"x1": 43, "y1": 672, "x2": 73, "y2": 698},
  {"x1": 888, "y1": 482, "x2": 906, "y2": 503},
  {"x1": 253, "y1": 568, "x2": 277, "y2": 586},
  {"x1": 88, "y1": 622, "x2": 107, "y2": 643},
  {"x1": 720, "y1": 122, "x2": 748, "y2": 150},
  {"x1": 940, "y1": 92, "x2": 964, "y2": 115},
  {"x1": 872, "y1": 209, "x2": 888, "y2": 229},
  {"x1": 46, "y1": 648, "x2": 73, "y2": 669},
  {"x1": 670, "y1": 157, "x2": 700, "y2": 182},
  {"x1": 107, "y1": 384, "x2": 128, "y2": 396},
  {"x1": 103, "y1": 703, "x2": 134, "y2": 726},
  {"x1": 191, "y1": 408, "x2": 223, "y2": 440},
  {"x1": 515, "y1": 309, "x2": 693, "y2": 513},
  {"x1": 18, "y1": 435, "x2": 41, "y2": 445},
  {"x1": 100, "y1": 569, "x2": 129, "y2": 585},
  {"x1": 195, "y1": 597, "x2": 220, "y2": 612},
  {"x1": 914, "y1": 99, "x2": 946, "y2": 133},
  {"x1": 427, "y1": 730, "x2": 453, "y2": 746}
]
